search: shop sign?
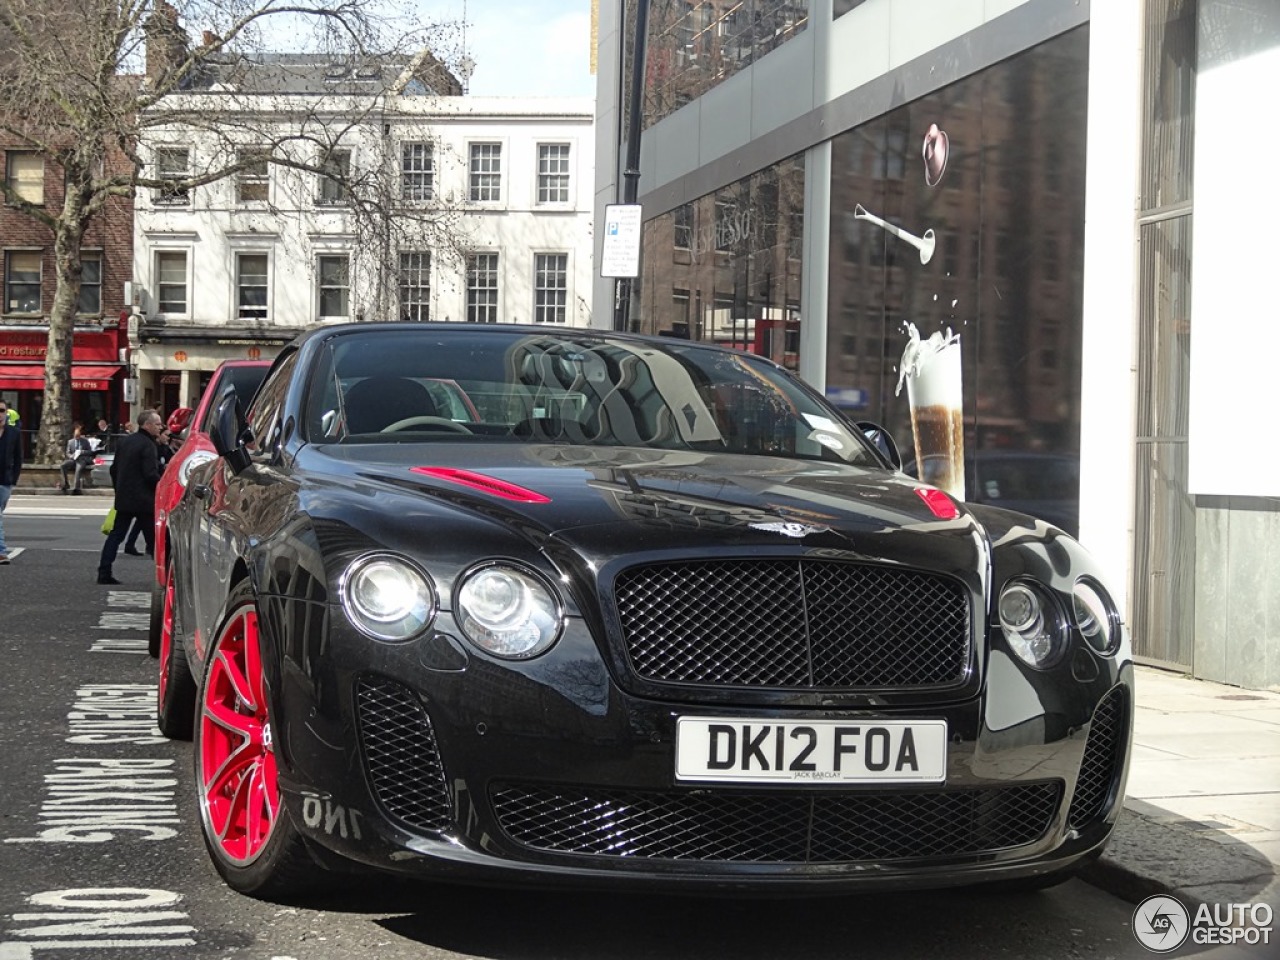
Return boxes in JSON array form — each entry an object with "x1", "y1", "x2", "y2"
[{"x1": 0, "y1": 330, "x2": 118, "y2": 362}]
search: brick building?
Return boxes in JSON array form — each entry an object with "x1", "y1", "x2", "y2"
[{"x1": 1, "y1": 138, "x2": 135, "y2": 453}]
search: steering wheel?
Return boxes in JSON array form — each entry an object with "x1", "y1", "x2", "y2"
[{"x1": 382, "y1": 416, "x2": 472, "y2": 434}]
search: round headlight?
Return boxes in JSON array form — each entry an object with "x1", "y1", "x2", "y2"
[
  {"x1": 998, "y1": 580, "x2": 1067, "y2": 669},
  {"x1": 341, "y1": 554, "x2": 436, "y2": 642},
  {"x1": 1073, "y1": 578, "x2": 1120, "y2": 654},
  {"x1": 455, "y1": 563, "x2": 563, "y2": 659}
]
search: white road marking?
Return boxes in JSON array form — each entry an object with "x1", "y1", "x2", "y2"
[{"x1": 5, "y1": 508, "x2": 111, "y2": 518}]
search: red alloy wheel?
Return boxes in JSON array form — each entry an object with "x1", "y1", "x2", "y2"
[
  {"x1": 157, "y1": 568, "x2": 176, "y2": 708},
  {"x1": 198, "y1": 603, "x2": 279, "y2": 864}
]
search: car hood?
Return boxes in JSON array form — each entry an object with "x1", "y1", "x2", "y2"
[{"x1": 302, "y1": 442, "x2": 988, "y2": 578}]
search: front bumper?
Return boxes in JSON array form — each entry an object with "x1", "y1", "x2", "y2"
[{"x1": 267, "y1": 609, "x2": 1134, "y2": 893}]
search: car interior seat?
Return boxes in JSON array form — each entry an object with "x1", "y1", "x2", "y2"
[{"x1": 343, "y1": 376, "x2": 437, "y2": 433}]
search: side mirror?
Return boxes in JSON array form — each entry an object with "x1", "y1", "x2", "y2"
[
  {"x1": 210, "y1": 387, "x2": 253, "y2": 474},
  {"x1": 856, "y1": 421, "x2": 903, "y2": 471}
]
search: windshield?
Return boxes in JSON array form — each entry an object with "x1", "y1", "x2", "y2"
[{"x1": 302, "y1": 328, "x2": 881, "y2": 466}]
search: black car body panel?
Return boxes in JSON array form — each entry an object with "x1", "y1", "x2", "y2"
[{"x1": 165, "y1": 323, "x2": 1133, "y2": 897}]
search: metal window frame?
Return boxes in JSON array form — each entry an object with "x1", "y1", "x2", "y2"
[
  {"x1": 316, "y1": 253, "x2": 351, "y2": 319},
  {"x1": 154, "y1": 249, "x2": 190, "y2": 315},
  {"x1": 465, "y1": 251, "x2": 499, "y2": 323},
  {"x1": 401, "y1": 141, "x2": 435, "y2": 202},
  {"x1": 468, "y1": 142, "x2": 503, "y2": 203},
  {"x1": 398, "y1": 250, "x2": 431, "y2": 322},
  {"x1": 5, "y1": 151, "x2": 44, "y2": 204},
  {"x1": 4, "y1": 249, "x2": 42, "y2": 313},
  {"x1": 533, "y1": 252, "x2": 568, "y2": 324},
  {"x1": 536, "y1": 143, "x2": 571, "y2": 204},
  {"x1": 236, "y1": 251, "x2": 270, "y2": 319},
  {"x1": 154, "y1": 146, "x2": 192, "y2": 205},
  {"x1": 235, "y1": 149, "x2": 270, "y2": 205},
  {"x1": 76, "y1": 253, "x2": 103, "y2": 315}
]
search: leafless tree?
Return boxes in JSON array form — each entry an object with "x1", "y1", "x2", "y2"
[{"x1": 0, "y1": 0, "x2": 465, "y2": 463}]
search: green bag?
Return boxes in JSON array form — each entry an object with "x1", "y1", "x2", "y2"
[{"x1": 101, "y1": 507, "x2": 116, "y2": 536}]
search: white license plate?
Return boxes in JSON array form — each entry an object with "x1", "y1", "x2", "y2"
[{"x1": 675, "y1": 717, "x2": 948, "y2": 784}]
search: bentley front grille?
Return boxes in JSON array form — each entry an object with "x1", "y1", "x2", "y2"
[
  {"x1": 355, "y1": 675, "x2": 452, "y2": 834},
  {"x1": 492, "y1": 781, "x2": 1061, "y2": 863},
  {"x1": 614, "y1": 558, "x2": 970, "y2": 690}
]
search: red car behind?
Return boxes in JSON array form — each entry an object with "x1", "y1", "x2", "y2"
[{"x1": 149, "y1": 359, "x2": 271, "y2": 656}]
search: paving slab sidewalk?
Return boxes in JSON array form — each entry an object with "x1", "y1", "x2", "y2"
[{"x1": 1082, "y1": 665, "x2": 1280, "y2": 917}]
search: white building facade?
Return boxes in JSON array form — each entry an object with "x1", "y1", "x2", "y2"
[{"x1": 133, "y1": 84, "x2": 594, "y2": 414}]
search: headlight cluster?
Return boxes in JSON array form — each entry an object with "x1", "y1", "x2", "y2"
[
  {"x1": 997, "y1": 577, "x2": 1122, "y2": 668},
  {"x1": 338, "y1": 554, "x2": 564, "y2": 658},
  {"x1": 341, "y1": 554, "x2": 437, "y2": 642},
  {"x1": 1071, "y1": 578, "x2": 1122, "y2": 654},
  {"x1": 998, "y1": 581, "x2": 1066, "y2": 669},
  {"x1": 455, "y1": 563, "x2": 563, "y2": 658}
]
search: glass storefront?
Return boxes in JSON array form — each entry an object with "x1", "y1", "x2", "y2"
[
  {"x1": 826, "y1": 27, "x2": 1090, "y2": 534},
  {"x1": 636, "y1": 154, "x2": 805, "y2": 369},
  {"x1": 630, "y1": 0, "x2": 810, "y2": 131}
]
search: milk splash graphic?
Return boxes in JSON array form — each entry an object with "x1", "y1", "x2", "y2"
[{"x1": 896, "y1": 324, "x2": 965, "y2": 500}]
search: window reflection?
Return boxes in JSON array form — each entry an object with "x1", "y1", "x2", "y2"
[
  {"x1": 638, "y1": 154, "x2": 804, "y2": 371},
  {"x1": 636, "y1": 0, "x2": 810, "y2": 130},
  {"x1": 825, "y1": 26, "x2": 1089, "y2": 533}
]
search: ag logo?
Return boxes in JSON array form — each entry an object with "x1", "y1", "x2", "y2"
[{"x1": 1133, "y1": 894, "x2": 1190, "y2": 952}]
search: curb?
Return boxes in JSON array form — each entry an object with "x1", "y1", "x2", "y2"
[{"x1": 1082, "y1": 805, "x2": 1277, "y2": 911}]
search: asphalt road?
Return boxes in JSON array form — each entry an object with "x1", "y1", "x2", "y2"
[{"x1": 0, "y1": 495, "x2": 1262, "y2": 960}]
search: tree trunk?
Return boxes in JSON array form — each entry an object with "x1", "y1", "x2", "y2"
[{"x1": 38, "y1": 218, "x2": 86, "y2": 465}]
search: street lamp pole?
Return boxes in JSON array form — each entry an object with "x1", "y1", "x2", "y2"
[{"x1": 613, "y1": 0, "x2": 650, "y2": 331}]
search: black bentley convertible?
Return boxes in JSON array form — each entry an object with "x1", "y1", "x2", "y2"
[{"x1": 155, "y1": 322, "x2": 1132, "y2": 900}]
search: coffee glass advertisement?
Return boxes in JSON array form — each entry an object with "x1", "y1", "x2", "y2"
[{"x1": 827, "y1": 27, "x2": 1089, "y2": 534}]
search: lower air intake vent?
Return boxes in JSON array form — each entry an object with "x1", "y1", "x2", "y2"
[
  {"x1": 1067, "y1": 686, "x2": 1128, "y2": 829},
  {"x1": 355, "y1": 675, "x2": 452, "y2": 834},
  {"x1": 492, "y1": 781, "x2": 1061, "y2": 862}
]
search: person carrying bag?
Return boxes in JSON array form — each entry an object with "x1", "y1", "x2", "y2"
[{"x1": 96, "y1": 411, "x2": 162, "y2": 584}]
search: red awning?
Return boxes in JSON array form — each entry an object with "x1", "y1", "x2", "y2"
[{"x1": 0, "y1": 363, "x2": 123, "y2": 391}]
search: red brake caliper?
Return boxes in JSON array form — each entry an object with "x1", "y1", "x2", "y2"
[{"x1": 199, "y1": 606, "x2": 279, "y2": 862}]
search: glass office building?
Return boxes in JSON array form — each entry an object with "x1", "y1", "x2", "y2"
[{"x1": 593, "y1": 0, "x2": 1280, "y2": 690}]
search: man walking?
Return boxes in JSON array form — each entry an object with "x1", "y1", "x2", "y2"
[
  {"x1": 122, "y1": 423, "x2": 172, "y2": 555},
  {"x1": 97, "y1": 410, "x2": 162, "y2": 585},
  {"x1": 0, "y1": 400, "x2": 22, "y2": 565}
]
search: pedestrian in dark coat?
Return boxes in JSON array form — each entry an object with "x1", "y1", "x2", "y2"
[
  {"x1": 97, "y1": 410, "x2": 162, "y2": 584},
  {"x1": 123, "y1": 425, "x2": 176, "y2": 555}
]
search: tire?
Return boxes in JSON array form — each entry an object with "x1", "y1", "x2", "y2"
[
  {"x1": 157, "y1": 562, "x2": 196, "y2": 740},
  {"x1": 194, "y1": 580, "x2": 321, "y2": 900}
]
